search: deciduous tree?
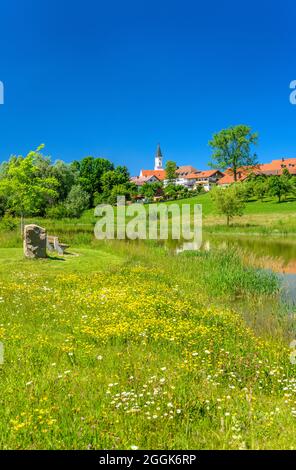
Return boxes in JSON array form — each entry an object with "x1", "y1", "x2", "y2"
[
  {"x1": 209, "y1": 125, "x2": 258, "y2": 181},
  {"x1": 165, "y1": 161, "x2": 177, "y2": 183},
  {"x1": 268, "y1": 174, "x2": 292, "y2": 203},
  {"x1": 0, "y1": 146, "x2": 59, "y2": 232},
  {"x1": 211, "y1": 185, "x2": 245, "y2": 226}
]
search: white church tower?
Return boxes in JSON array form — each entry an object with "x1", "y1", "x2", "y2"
[{"x1": 154, "y1": 144, "x2": 163, "y2": 170}]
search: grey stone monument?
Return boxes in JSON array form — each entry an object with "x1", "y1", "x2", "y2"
[{"x1": 23, "y1": 224, "x2": 47, "y2": 259}]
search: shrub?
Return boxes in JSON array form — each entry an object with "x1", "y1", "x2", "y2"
[
  {"x1": 0, "y1": 213, "x2": 18, "y2": 231},
  {"x1": 211, "y1": 185, "x2": 245, "y2": 225},
  {"x1": 108, "y1": 184, "x2": 133, "y2": 206},
  {"x1": 46, "y1": 204, "x2": 68, "y2": 219},
  {"x1": 65, "y1": 185, "x2": 90, "y2": 217}
]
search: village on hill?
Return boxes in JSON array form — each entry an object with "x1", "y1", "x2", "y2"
[{"x1": 130, "y1": 144, "x2": 296, "y2": 195}]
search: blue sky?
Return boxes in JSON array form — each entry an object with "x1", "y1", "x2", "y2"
[{"x1": 0, "y1": 0, "x2": 295, "y2": 175}]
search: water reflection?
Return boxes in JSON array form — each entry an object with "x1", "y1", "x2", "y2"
[
  {"x1": 175, "y1": 240, "x2": 207, "y2": 253},
  {"x1": 175, "y1": 236, "x2": 296, "y2": 274},
  {"x1": 173, "y1": 235, "x2": 296, "y2": 306}
]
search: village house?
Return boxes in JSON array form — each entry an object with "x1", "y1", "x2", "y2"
[
  {"x1": 191, "y1": 170, "x2": 224, "y2": 191},
  {"x1": 218, "y1": 158, "x2": 296, "y2": 186},
  {"x1": 173, "y1": 165, "x2": 200, "y2": 189},
  {"x1": 173, "y1": 173, "x2": 197, "y2": 189},
  {"x1": 217, "y1": 169, "x2": 250, "y2": 187},
  {"x1": 130, "y1": 170, "x2": 163, "y2": 203},
  {"x1": 133, "y1": 146, "x2": 296, "y2": 191},
  {"x1": 130, "y1": 174, "x2": 160, "y2": 187},
  {"x1": 136, "y1": 145, "x2": 223, "y2": 191},
  {"x1": 176, "y1": 165, "x2": 199, "y2": 177}
]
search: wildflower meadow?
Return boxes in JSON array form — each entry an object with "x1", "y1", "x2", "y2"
[{"x1": 0, "y1": 239, "x2": 295, "y2": 450}]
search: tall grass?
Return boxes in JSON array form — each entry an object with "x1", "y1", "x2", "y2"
[{"x1": 180, "y1": 249, "x2": 279, "y2": 297}]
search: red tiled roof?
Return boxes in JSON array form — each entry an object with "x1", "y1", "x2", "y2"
[
  {"x1": 183, "y1": 172, "x2": 200, "y2": 179},
  {"x1": 180, "y1": 169, "x2": 223, "y2": 181},
  {"x1": 176, "y1": 165, "x2": 199, "y2": 175},
  {"x1": 130, "y1": 175, "x2": 160, "y2": 186},
  {"x1": 223, "y1": 165, "x2": 261, "y2": 175},
  {"x1": 271, "y1": 158, "x2": 296, "y2": 167},
  {"x1": 140, "y1": 170, "x2": 166, "y2": 180},
  {"x1": 285, "y1": 167, "x2": 296, "y2": 175},
  {"x1": 217, "y1": 173, "x2": 249, "y2": 185},
  {"x1": 195, "y1": 169, "x2": 223, "y2": 178},
  {"x1": 258, "y1": 159, "x2": 296, "y2": 175},
  {"x1": 217, "y1": 159, "x2": 296, "y2": 185}
]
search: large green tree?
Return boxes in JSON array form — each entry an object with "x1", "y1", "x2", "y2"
[
  {"x1": 209, "y1": 125, "x2": 258, "y2": 181},
  {"x1": 165, "y1": 161, "x2": 177, "y2": 183},
  {"x1": 101, "y1": 166, "x2": 130, "y2": 194},
  {"x1": 50, "y1": 160, "x2": 79, "y2": 201},
  {"x1": 0, "y1": 146, "x2": 59, "y2": 232},
  {"x1": 76, "y1": 156, "x2": 114, "y2": 205}
]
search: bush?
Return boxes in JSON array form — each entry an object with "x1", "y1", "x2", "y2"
[
  {"x1": 195, "y1": 185, "x2": 206, "y2": 195},
  {"x1": 46, "y1": 185, "x2": 90, "y2": 219},
  {"x1": 46, "y1": 204, "x2": 68, "y2": 219},
  {"x1": 0, "y1": 214, "x2": 18, "y2": 231},
  {"x1": 93, "y1": 191, "x2": 109, "y2": 206},
  {"x1": 65, "y1": 185, "x2": 90, "y2": 217},
  {"x1": 164, "y1": 184, "x2": 178, "y2": 200},
  {"x1": 108, "y1": 184, "x2": 133, "y2": 206}
]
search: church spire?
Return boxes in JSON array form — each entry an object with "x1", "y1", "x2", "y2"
[
  {"x1": 154, "y1": 144, "x2": 163, "y2": 170},
  {"x1": 156, "y1": 143, "x2": 162, "y2": 158}
]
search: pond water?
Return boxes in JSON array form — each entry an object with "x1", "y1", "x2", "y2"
[{"x1": 174, "y1": 235, "x2": 296, "y2": 306}]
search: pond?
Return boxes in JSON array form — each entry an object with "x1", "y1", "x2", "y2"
[{"x1": 174, "y1": 235, "x2": 296, "y2": 306}]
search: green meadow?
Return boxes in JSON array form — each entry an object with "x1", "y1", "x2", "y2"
[
  {"x1": 166, "y1": 192, "x2": 296, "y2": 233},
  {"x1": 16, "y1": 192, "x2": 296, "y2": 244},
  {"x1": 0, "y1": 205, "x2": 296, "y2": 449}
]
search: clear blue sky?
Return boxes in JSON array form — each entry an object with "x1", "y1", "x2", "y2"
[{"x1": 0, "y1": 0, "x2": 295, "y2": 175}]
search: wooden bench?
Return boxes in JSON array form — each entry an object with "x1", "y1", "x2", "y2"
[{"x1": 47, "y1": 236, "x2": 69, "y2": 255}]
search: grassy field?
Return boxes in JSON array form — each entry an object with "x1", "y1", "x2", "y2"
[
  {"x1": 166, "y1": 193, "x2": 296, "y2": 234},
  {"x1": 3, "y1": 192, "x2": 293, "y2": 245},
  {"x1": 0, "y1": 233, "x2": 296, "y2": 449},
  {"x1": 40, "y1": 192, "x2": 296, "y2": 236},
  {"x1": 1, "y1": 196, "x2": 296, "y2": 449}
]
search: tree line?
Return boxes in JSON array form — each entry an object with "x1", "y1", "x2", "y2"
[
  {"x1": 0, "y1": 145, "x2": 206, "y2": 225},
  {"x1": 0, "y1": 145, "x2": 136, "y2": 222}
]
